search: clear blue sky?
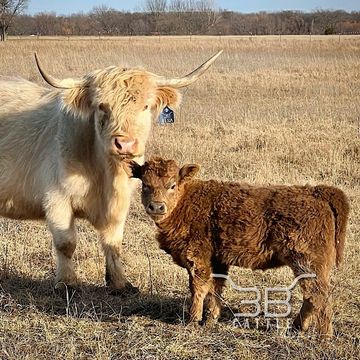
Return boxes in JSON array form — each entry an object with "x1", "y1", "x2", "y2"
[{"x1": 27, "y1": 1, "x2": 360, "y2": 15}]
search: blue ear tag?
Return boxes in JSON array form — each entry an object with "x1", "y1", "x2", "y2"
[{"x1": 158, "y1": 106, "x2": 174, "y2": 125}]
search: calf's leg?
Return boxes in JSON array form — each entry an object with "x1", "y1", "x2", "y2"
[
  {"x1": 188, "y1": 264, "x2": 212, "y2": 323},
  {"x1": 293, "y1": 293, "x2": 314, "y2": 332},
  {"x1": 207, "y1": 263, "x2": 229, "y2": 323},
  {"x1": 312, "y1": 273, "x2": 333, "y2": 336},
  {"x1": 292, "y1": 267, "x2": 333, "y2": 336},
  {"x1": 207, "y1": 277, "x2": 226, "y2": 323}
]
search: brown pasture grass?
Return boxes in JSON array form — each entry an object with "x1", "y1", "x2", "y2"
[{"x1": 0, "y1": 36, "x2": 359, "y2": 359}]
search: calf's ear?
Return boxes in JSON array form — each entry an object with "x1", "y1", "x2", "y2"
[
  {"x1": 123, "y1": 160, "x2": 143, "y2": 179},
  {"x1": 179, "y1": 164, "x2": 200, "y2": 184}
]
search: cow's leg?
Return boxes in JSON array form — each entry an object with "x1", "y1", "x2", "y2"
[
  {"x1": 46, "y1": 197, "x2": 77, "y2": 286},
  {"x1": 188, "y1": 263, "x2": 212, "y2": 324},
  {"x1": 101, "y1": 221, "x2": 128, "y2": 291},
  {"x1": 207, "y1": 263, "x2": 229, "y2": 323},
  {"x1": 100, "y1": 193, "x2": 137, "y2": 293}
]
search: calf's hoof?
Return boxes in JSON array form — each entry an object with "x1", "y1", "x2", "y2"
[
  {"x1": 318, "y1": 323, "x2": 333, "y2": 339},
  {"x1": 291, "y1": 319, "x2": 302, "y2": 332},
  {"x1": 292, "y1": 314, "x2": 313, "y2": 333}
]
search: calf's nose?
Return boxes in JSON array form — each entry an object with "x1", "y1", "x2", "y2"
[{"x1": 147, "y1": 202, "x2": 167, "y2": 215}]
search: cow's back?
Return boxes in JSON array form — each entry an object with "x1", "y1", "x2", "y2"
[
  {"x1": 0, "y1": 77, "x2": 51, "y2": 116},
  {"x1": 0, "y1": 78, "x2": 61, "y2": 219}
]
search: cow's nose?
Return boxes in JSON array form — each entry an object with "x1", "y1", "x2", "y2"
[
  {"x1": 113, "y1": 136, "x2": 137, "y2": 155},
  {"x1": 147, "y1": 202, "x2": 167, "y2": 215}
]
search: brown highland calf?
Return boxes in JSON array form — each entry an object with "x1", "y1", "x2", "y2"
[{"x1": 126, "y1": 157, "x2": 349, "y2": 336}]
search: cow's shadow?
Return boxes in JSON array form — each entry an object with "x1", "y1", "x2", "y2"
[
  {"x1": 0, "y1": 272, "x2": 266, "y2": 328},
  {"x1": 2, "y1": 272, "x2": 321, "y2": 339},
  {"x1": 0, "y1": 271, "x2": 193, "y2": 325}
]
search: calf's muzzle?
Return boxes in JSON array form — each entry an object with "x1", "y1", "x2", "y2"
[{"x1": 146, "y1": 202, "x2": 167, "y2": 215}]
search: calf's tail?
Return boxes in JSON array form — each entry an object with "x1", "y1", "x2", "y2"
[{"x1": 314, "y1": 185, "x2": 350, "y2": 267}]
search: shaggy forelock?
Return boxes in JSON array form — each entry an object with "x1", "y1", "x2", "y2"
[
  {"x1": 143, "y1": 157, "x2": 179, "y2": 179},
  {"x1": 62, "y1": 66, "x2": 154, "y2": 128}
]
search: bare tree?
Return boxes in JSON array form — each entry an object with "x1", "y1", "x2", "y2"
[
  {"x1": 195, "y1": 0, "x2": 216, "y2": 12},
  {"x1": 169, "y1": 0, "x2": 215, "y2": 12},
  {"x1": 90, "y1": 5, "x2": 122, "y2": 35},
  {"x1": 35, "y1": 12, "x2": 57, "y2": 36},
  {"x1": 145, "y1": 0, "x2": 167, "y2": 13},
  {"x1": 5, "y1": 7, "x2": 360, "y2": 37},
  {"x1": 0, "y1": 0, "x2": 28, "y2": 40},
  {"x1": 168, "y1": 0, "x2": 220, "y2": 34}
]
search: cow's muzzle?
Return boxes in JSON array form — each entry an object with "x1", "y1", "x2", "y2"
[{"x1": 113, "y1": 136, "x2": 138, "y2": 156}]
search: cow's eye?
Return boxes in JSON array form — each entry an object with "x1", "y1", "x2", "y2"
[
  {"x1": 143, "y1": 105, "x2": 149, "y2": 111},
  {"x1": 169, "y1": 183, "x2": 176, "y2": 190}
]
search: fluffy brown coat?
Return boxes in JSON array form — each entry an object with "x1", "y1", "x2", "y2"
[{"x1": 127, "y1": 157, "x2": 349, "y2": 336}]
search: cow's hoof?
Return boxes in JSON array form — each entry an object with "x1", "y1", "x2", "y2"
[
  {"x1": 185, "y1": 318, "x2": 204, "y2": 327},
  {"x1": 109, "y1": 281, "x2": 140, "y2": 297},
  {"x1": 54, "y1": 282, "x2": 77, "y2": 298},
  {"x1": 204, "y1": 317, "x2": 219, "y2": 328},
  {"x1": 123, "y1": 281, "x2": 140, "y2": 295}
]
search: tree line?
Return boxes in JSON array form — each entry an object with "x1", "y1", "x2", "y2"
[{"x1": 2, "y1": 1, "x2": 360, "y2": 39}]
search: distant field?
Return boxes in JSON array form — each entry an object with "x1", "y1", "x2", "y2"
[
  {"x1": 0, "y1": 36, "x2": 359, "y2": 359},
  {"x1": 7, "y1": 34, "x2": 359, "y2": 40}
]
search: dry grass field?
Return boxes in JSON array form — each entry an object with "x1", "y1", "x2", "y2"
[{"x1": 0, "y1": 35, "x2": 359, "y2": 359}]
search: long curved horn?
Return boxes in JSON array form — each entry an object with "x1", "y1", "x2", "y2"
[
  {"x1": 154, "y1": 50, "x2": 223, "y2": 88},
  {"x1": 34, "y1": 53, "x2": 83, "y2": 89}
]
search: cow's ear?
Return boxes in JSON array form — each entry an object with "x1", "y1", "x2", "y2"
[
  {"x1": 64, "y1": 85, "x2": 98, "y2": 116},
  {"x1": 98, "y1": 102, "x2": 111, "y2": 128},
  {"x1": 179, "y1": 164, "x2": 200, "y2": 184},
  {"x1": 99, "y1": 102, "x2": 111, "y2": 115},
  {"x1": 123, "y1": 160, "x2": 143, "y2": 179},
  {"x1": 154, "y1": 87, "x2": 181, "y2": 111}
]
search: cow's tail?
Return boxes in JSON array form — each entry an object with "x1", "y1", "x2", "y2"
[{"x1": 314, "y1": 185, "x2": 350, "y2": 267}]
